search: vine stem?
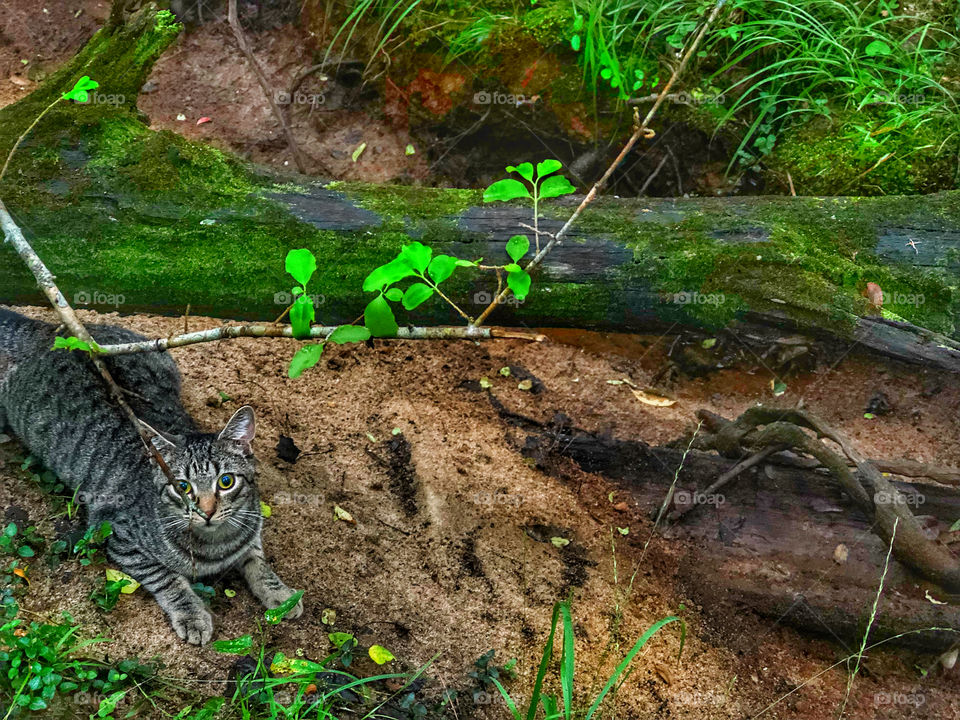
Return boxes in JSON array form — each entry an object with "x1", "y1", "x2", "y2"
[
  {"x1": 421, "y1": 275, "x2": 474, "y2": 323},
  {"x1": 0, "y1": 98, "x2": 59, "y2": 184},
  {"x1": 471, "y1": 0, "x2": 728, "y2": 328}
]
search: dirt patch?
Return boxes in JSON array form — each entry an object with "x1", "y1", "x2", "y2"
[
  {"x1": 0, "y1": 0, "x2": 105, "y2": 109},
  {"x1": 2, "y1": 305, "x2": 960, "y2": 719}
]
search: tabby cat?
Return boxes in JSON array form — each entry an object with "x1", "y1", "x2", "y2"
[{"x1": 0, "y1": 308, "x2": 301, "y2": 644}]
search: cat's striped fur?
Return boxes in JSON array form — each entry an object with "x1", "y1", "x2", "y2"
[{"x1": 0, "y1": 308, "x2": 301, "y2": 644}]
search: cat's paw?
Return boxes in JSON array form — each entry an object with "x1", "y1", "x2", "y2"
[
  {"x1": 170, "y1": 606, "x2": 214, "y2": 645},
  {"x1": 263, "y1": 587, "x2": 303, "y2": 620}
]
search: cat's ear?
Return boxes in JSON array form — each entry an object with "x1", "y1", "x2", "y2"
[
  {"x1": 219, "y1": 405, "x2": 256, "y2": 455},
  {"x1": 139, "y1": 420, "x2": 178, "y2": 454}
]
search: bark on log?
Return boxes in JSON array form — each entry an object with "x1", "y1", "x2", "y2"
[
  {"x1": 512, "y1": 406, "x2": 960, "y2": 653},
  {"x1": 0, "y1": 5, "x2": 957, "y2": 371}
]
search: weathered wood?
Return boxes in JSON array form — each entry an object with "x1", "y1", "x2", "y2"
[{"x1": 514, "y1": 408, "x2": 960, "y2": 652}]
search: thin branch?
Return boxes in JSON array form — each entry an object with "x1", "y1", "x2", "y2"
[
  {"x1": 85, "y1": 324, "x2": 547, "y2": 356},
  {"x1": 471, "y1": 0, "x2": 728, "y2": 327},
  {"x1": 227, "y1": 0, "x2": 307, "y2": 174}
]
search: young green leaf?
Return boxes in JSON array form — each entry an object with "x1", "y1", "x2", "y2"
[
  {"x1": 328, "y1": 326, "x2": 371, "y2": 344},
  {"x1": 539, "y1": 174, "x2": 576, "y2": 199},
  {"x1": 288, "y1": 344, "x2": 324, "y2": 379},
  {"x1": 399, "y1": 241, "x2": 432, "y2": 273},
  {"x1": 365, "y1": 295, "x2": 399, "y2": 337},
  {"x1": 52, "y1": 336, "x2": 93, "y2": 353},
  {"x1": 265, "y1": 590, "x2": 304, "y2": 624},
  {"x1": 385, "y1": 287, "x2": 404, "y2": 302},
  {"x1": 506, "y1": 162, "x2": 534, "y2": 182},
  {"x1": 483, "y1": 179, "x2": 532, "y2": 202},
  {"x1": 507, "y1": 269, "x2": 532, "y2": 301},
  {"x1": 865, "y1": 40, "x2": 891, "y2": 56},
  {"x1": 536, "y1": 159, "x2": 562, "y2": 178},
  {"x1": 289, "y1": 294, "x2": 314, "y2": 339},
  {"x1": 402, "y1": 283, "x2": 434, "y2": 310},
  {"x1": 455, "y1": 258, "x2": 481, "y2": 267},
  {"x1": 285, "y1": 248, "x2": 317, "y2": 287},
  {"x1": 505, "y1": 234, "x2": 530, "y2": 262},
  {"x1": 329, "y1": 632, "x2": 355, "y2": 648},
  {"x1": 503, "y1": 263, "x2": 521, "y2": 272},
  {"x1": 428, "y1": 254, "x2": 457, "y2": 284},
  {"x1": 363, "y1": 258, "x2": 418, "y2": 292},
  {"x1": 62, "y1": 75, "x2": 99, "y2": 103},
  {"x1": 212, "y1": 635, "x2": 254, "y2": 655}
]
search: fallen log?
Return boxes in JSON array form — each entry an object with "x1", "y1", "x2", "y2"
[
  {"x1": 0, "y1": 5, "x2": 957, "y2": 371},
  {"x1": 511, "y1": 406, "x2": 960, "y2": 653}
]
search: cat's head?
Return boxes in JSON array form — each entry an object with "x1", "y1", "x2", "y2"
[{"x1": 141, "y1": 406, "x2": 261, "y2": 535}]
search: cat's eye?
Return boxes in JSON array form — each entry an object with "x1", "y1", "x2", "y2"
[
  {"x1": 178, "y1": 480, "x2": 192, "y2": 495},
  {"x1": 218, "y1": 473, "x2": 236, "y2": 490}
]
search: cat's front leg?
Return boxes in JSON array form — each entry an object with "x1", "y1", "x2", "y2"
[
  {"x1": 239, "y1": 543, "x2": 303, "y2": 619},
  {"x1": 135, "y1": 563, "x2": 214, "y2": 645}
]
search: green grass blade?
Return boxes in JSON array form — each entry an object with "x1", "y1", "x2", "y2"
[
  {"x1": 584, "y1": 616, "x2": 683, "y2": 720},
  {"x1": 491, "y1": 677, "x2": 523, "y2": 720},
  {"x1": 560, "y1": 601, "x2": 574, "y2": 720},
  {"x1": 526, "y1": 602, "x2": 563, "y2": 720}
]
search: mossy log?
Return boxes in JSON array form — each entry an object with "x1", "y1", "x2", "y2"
[{"x1": 0, "y1": 4, "x2": 958, "y2": 370}]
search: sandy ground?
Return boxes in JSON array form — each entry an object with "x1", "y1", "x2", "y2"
[{"x1": 2, "y1": 305, "x2": 960, "y2": 719}]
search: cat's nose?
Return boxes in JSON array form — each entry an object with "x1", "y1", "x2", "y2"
[{"x1": 198, "y1": 495, "x2": 218, "y2": 519}]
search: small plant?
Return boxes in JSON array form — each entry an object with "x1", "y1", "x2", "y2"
[
  {"x1": 190, "y1": 582, "x2": 216, "y2": 606},
  {"x1": 468, "y1": 649, "x2": 517, "y2": 701},
  {"x1": 0, "y1": 610, "x2": 150, "y2": 716},
  {"x1": 211, "y1": 594, "x2": 417, "y2": 719},
  {"x1": 72, "y1": 521, "x2": 112, "y2": 566},
  {"x1": 0, "y1": 523, "x2": 42, "y2": 560},
  {"x1": 90, "y1": 576, "x2": 132, "y2": 613},
  {"x1": 491, "y1": 600, "x2": 685, "y2": 719},
  {"x1": 275, "y1": 159, "x2": 575, "y2": 379}
]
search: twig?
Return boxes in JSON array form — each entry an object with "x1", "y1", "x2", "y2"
[
  {"x1": 638, "y1": 153, "x2": 670, "y2": 197},
  {"x1": 226, "y1": 0, "x2": 307, "y2": 174},
  {"x1": 471, "y1": 0, "x2": 728, "y2": 327},
  {"x1": 668, "y1": 444, "x2": 782, "y2": 521}
]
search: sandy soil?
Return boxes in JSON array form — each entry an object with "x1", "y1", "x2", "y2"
[{"x1": 2, "y1": 305, "x2": 960, "y2": 719}]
